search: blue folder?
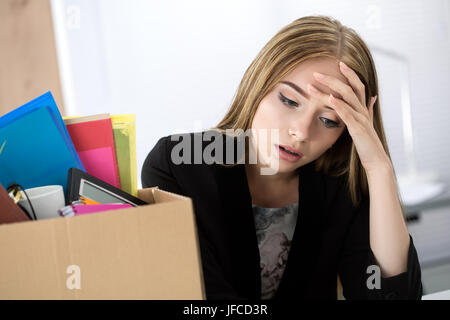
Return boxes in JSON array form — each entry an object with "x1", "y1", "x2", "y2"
[{"x1": 0, "y1": 92, "x2": 85, "y2": 193}]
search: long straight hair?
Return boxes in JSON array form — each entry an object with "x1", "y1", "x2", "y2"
[{"x1": 211, "y1": 15, "x2": 397, "y2": 208}]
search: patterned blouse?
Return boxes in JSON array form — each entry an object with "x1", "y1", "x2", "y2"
[{"x1": 251, "y1": 202, "x2": 299, "y2": 299}]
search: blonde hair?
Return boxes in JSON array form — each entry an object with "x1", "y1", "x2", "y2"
[{"x1": 211, "y1": 15, "x2": 395, "y2": 208}]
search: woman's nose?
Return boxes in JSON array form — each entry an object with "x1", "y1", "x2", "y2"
[{"x1": 290, "y1": 113, "x2": 314, "y2": 142}]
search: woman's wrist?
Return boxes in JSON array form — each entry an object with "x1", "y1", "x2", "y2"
[
  {"x1": 365, "y1": 159, "x2": 394, "y2": 179},
  {"x1": 365, "y1": 160, "x2": 394, "y2": 176}
]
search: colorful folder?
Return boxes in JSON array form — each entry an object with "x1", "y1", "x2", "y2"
[
  {"x1": 64, "y1": 114, "x2": 121, "y2": 189},
  {"x1": 110, "y1": 115, "x2": 137, "y2": 196},
  {"x1": 59, "y1": 203, "x2": 133, "y2": 217},
  {"x1": 0, "y1": 92, "x2": 85, "y2": 193}
]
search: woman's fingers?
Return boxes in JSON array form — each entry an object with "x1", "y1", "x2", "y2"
[
  {"x1": 338, "y1": 61, "x2": 367, "y2": 107},
  {"x1": 327, "y1": 94, "x2": 358, "y2": 129},
  {"x1": 308, "y1": 83, "x2": 358, "y2": 125},
  {"x1": 369, "y1": 95, "x2": 378, "y2": 121},
  {"x1": 313, "y1": 71, "x2": 365, "y2": 115}
]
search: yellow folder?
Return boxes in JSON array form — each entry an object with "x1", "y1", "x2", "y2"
[{"x1": 110, "y1": 115, "x2": 137, "y2": 197}]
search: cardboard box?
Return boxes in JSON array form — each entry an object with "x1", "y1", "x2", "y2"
[{"x1": 0, "y1": 187, "x2": 205, "y2": 299}]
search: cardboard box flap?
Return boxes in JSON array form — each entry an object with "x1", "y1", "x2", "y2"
[
  {"x1": 152, "y1": 188, "x2": 192, "y2": 204},
  {"x1": 137, "y1": 187, "x2": 157, "y2": 204},
  {"x1": 137, "y1": 187, "x2": 192, "y2": 204}
]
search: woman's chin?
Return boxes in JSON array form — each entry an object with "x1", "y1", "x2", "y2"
[{"x1": 255, "y1": 156, "x2": 300, "y2": 175}]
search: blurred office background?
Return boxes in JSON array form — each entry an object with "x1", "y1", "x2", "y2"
[{"x1": 1, "y1": 0, "x2": 449, "y2": 297}]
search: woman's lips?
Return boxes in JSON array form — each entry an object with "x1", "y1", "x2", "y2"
[{"x1": 276, "y1": 145, "x2": 303, "y2": 162}]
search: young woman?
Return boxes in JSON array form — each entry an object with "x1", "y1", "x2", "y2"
[{"x1": 142, "y1": 15, "x2": 422, "y2": 300}]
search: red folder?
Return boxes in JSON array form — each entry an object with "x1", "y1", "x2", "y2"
[{"x1": 64, "y1": 114, "x2": 121, "y2": 189}]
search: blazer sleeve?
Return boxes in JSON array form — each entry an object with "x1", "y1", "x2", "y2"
[
  {"x1": 141, "y1": 135, "x2": 247, "y2": 300},
  {"x1": 141, "y1": 136, "x2": 183, "y2": 195},
  {"x1": 337, "y1": 196, "x2": 423, "y2": 300}
]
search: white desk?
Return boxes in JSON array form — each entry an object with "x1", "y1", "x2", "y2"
[
  {"x1": 404, "y1": 187, "x2": 450, "y2": 216},
  {"x1": 422, "y1": 289, "x2": 450, "y2": 300}
]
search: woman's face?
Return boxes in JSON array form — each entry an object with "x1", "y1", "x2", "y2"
[{"x1": 250, "y1": 57, "x2": 349, "y2": 174}]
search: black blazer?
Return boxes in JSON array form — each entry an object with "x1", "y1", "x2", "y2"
[{"x1": 141, "y1": 131, "x2": 423, "y2": 300}]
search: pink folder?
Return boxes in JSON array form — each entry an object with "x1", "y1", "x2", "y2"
[
  {"x1": 71, "y1": 204, "x2": 132, "y2": 215},
  {"x1": 65, "y1": 114, "x2": 121, "y2": 188}
]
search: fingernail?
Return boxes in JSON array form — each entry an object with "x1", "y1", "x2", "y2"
[
  {"x1": 339, "y1": 61, "x2": 349, "y2": 70},
  {"x1": 308, "y1": 84, "x2": 318, "y2": 93},
  {"x1": 313, "y1": 72, "x2": 325, "y2": 80}
]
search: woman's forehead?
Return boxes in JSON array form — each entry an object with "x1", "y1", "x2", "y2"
[{"x1": 280, "y1": 57, "x2": 351, "y2": 100}]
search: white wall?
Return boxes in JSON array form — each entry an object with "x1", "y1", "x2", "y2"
[{"x1": 51, "y1": 0, "x2": 450, "y2": 192}]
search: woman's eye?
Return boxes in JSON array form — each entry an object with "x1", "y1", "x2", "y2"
[
  {"x1": 278, "y1": 92, "x2": 340, "y2": 128},
  {"x1": 320, "y1": 117, "x2": 340, "y2": 128},
  {"x1": 279, "y1": 93, "x2": 298, "y2": 108}
]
